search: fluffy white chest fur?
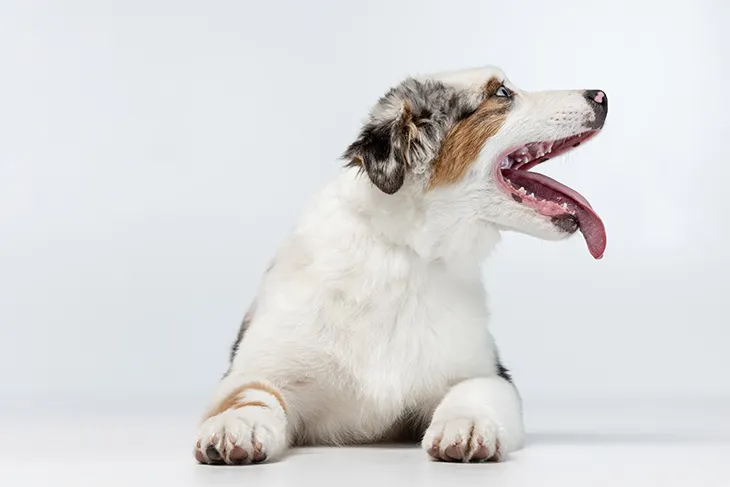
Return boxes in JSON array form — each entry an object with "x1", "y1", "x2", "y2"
[
  {"x1": 233, "y1": 170, "x2": 499, "y2": 443},
  {"x1": 195, "y1": 65, "x2": 607, "y2": 465}
]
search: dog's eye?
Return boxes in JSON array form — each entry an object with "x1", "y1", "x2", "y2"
[{"x1": 495, "y1": 85, "x2": 512, "y2": 98}]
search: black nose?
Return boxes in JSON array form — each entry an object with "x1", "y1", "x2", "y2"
[{"x1": 584, "y1": 90, "x2": 607, "y2": 129}]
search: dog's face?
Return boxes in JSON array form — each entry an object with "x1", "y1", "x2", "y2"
[{"x1": 344, "y1": 66, "x2": 607, "y2": 259}]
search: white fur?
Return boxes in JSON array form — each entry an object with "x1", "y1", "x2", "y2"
[{"x1": 195, "y1": 66, "x2": 603, "y2": 463}]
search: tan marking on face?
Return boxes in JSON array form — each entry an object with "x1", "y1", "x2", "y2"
[
  {"x1": 429, "y1": 77, "x2": 510, "y2": 188},
  {"x1": 485, "y1": 77, "x2": 503, "y2": 96},
  {"x1": 203, "y1": 382, "x2": 287, "y2": 421}
]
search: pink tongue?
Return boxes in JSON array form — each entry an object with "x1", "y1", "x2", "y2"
[{"x1": 502, "y1": 169, "x2": 607, "y2": 259}]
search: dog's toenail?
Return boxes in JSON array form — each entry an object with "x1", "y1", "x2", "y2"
[
  {"x1": 444, "y1": 445, "x2": 462, "y2": 461},
  {"x1": 471, "y1": 446, "x2": 491, "y2": 461},
  {"x1": 229, "y1": 446, "x2": 248, "y2": 462},
  {"x1": 194, "y1": 449, "x2": 206, "y2": 463},
  {"x1": 206, "y1": 445, "x2": 223, "y2": 462}
]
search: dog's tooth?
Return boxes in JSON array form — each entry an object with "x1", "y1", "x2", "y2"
[
  {"x1": 561, "y1": 202, "x2": 568, "y2": 210},
  {"x1": 518, "y1": 187, "x2": 527, "y2": 194},
  {"x1": 529, "y1": 192, "x2": 535, "y2": 198}
]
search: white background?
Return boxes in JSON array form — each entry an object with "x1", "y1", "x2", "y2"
[{"x1": 1, "y1": 0, "x2": 729, "y2": 441}]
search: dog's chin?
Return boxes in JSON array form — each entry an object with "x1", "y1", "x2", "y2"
[{"x1": 495, "y1": 212, "x2": 578, "y2": 241}]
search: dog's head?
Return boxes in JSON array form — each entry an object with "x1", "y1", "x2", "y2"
[{"x1": 344, "y1": 66, "x2": 607, "y2": 259}]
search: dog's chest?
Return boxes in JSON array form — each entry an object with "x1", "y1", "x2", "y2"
[{"x1": 303, "y1": 260, "x2": 495, "y2": 438}]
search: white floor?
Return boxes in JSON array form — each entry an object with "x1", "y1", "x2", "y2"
[{"x1": 2, "y1": 410, "x2": 729, "y2": 487}]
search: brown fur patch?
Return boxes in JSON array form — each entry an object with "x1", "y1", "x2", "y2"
[
  {"x1": 485, "y1": 77, "x2": 503, "y2": 97},
  {"x1": 242, "y1": 381, "x2": 287, "y2": 413},
  {"x1": 203, "y1": 382, "x2": 287, "y2": 421},
  {"x1": 430, "y1": 78, "x2": 510, "y2": 188},
  {"x1": 204, "y1": 384, "x2": 247, "y2": 420},
  {"x1": 235, "y1": 400, "x2": 269, "y2": 410}
]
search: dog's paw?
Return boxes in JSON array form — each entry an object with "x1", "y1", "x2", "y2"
[
  {"x1": 194, "y1": 407, "x2": 287, "y2": 465},
  {"x1": 422, "y1": 416, "x2": 503, "y2": 463}
]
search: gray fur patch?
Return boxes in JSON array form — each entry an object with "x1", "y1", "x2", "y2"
[{"x1": 343, "y1": 78, "x2": 482, "y2": 193}]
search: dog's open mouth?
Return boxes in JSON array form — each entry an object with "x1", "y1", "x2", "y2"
[{"x1": 494, "y1": 130, "x2": 606, "y2": 259}]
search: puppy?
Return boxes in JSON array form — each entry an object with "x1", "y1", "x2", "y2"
[{"x1": 194, "y1": 65, "x2": 607, "y2": 464}]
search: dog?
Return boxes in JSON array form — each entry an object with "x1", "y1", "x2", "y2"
[{"x1": 194, "y1": 65, "x2": 607, "y2": 464}]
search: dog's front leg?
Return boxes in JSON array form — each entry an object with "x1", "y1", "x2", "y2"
[
  {"x1": 194, "y1": 374, "x2": 290, "y2": 465},
  {"x1": 422, "y1": 376, "x2": 525, "y2": 462}
]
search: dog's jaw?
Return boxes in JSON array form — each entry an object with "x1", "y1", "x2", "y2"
[
  {"x1": 337, "y1": 168, "x2": 502, "y2": 265},
  {"x1": 491, "y1": 130, "x2": 606, "y2": 259},
  {"x1": 448, "y1": 87, "x2": 609, "y2": 259}
]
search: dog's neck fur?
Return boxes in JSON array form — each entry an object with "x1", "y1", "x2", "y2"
[{"x1": 327, "y1": 167, "x2": 501, "y2": 267}]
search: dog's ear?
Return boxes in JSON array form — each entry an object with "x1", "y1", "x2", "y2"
[
  {"x1": 343, "y1": 80, "x2": 451, "y2": 194},
  {"x1": 342, "y1": 104, "x2": 414, "y2": 194}
]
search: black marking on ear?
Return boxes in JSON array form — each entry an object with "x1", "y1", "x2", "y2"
[
  {"x1": 418, "y1": 108, "x2": 433, "y2": 121},
  {"x1": 344, "y1": 121, "x2": 405, "y2": 194},
  {"x1": 359, "y1": 124, "x2": 392, "y2": 162}
]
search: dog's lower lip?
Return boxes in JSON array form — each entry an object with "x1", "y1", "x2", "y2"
[
  {"x1": 494, "y1": 131, "x2": 607, "y2": 259},
  {"x1": 551, "y1": 214, "x2": 579, "y2": 233}
]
